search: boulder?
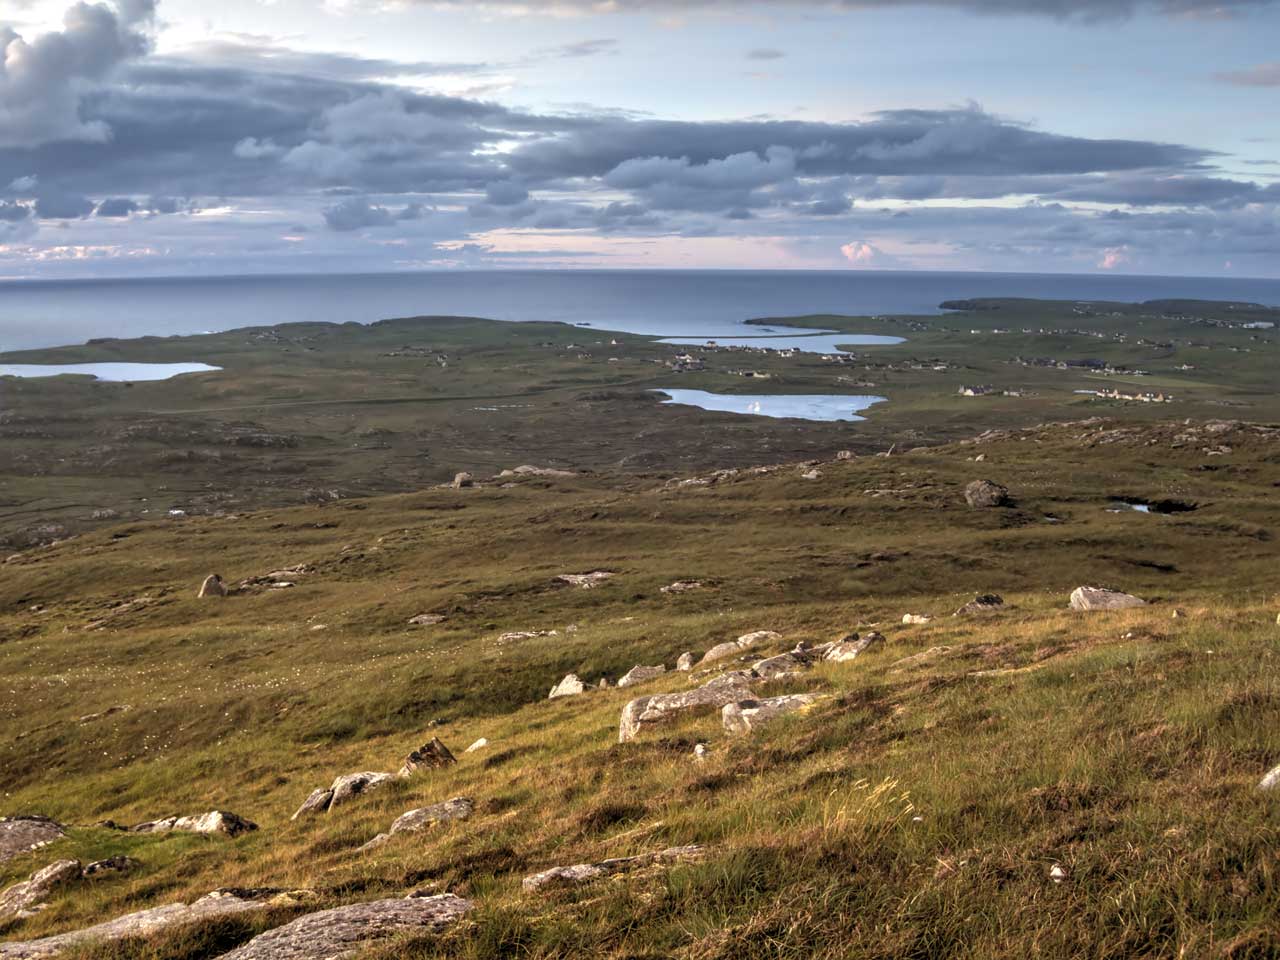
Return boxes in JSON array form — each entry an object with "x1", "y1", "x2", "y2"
[
  {"x1": 965, "y1": 479, "x2": 1012, "y2": 508},
  {"x1": 750, "y1": 651, "x2": 813, "y2": 680},
  {"x1": 549, "y1": 673, "x2": 587, "y2": 699},
  {"x1": 555, "y1": 571, "x2": 615, "y2": 589},
  {"x1": 676, "y1": 652, "x2": 695, "y2": 671},
  {"x1": 617, "y1": 664, "x2": 666, "y2": 688},
  {"x1": 902, "y1": 614, "x2": 933, "y2": 625},
  {"x1": 81, "y1": 856, "x2": 138, "y2": 880},
  {"x1": 291, "y1": 788, "x2": 335, "y2": 820},
  {"x1": 329, "y1": 772, "x2": 395, "y2": 809},
  {"x1": 213, "y1": 895, "x2": 473, "y2": 960},
  {"x1": 1069, "y1": 586, "x2": 1146, "y2": 611},
  {"x1": 693, "y1": 743, "x2": 710, "y2": 761},
  {"x1": 522, "y1": 846, "x2": 706, "y2": 893},
  {"x1": 498, "y1": 465, "x2": 576, "y2": 479},
  {"x1": 824, "y1": 632, "x2": 885, "y2": 663},
  {"x1": 697, "y1": 630, "x2": 779, "y2": 666},
  {"x1": 0, "y1": 860, "x2": 82, "y2": 923},
  {"x1": 0, "y1": 889, "x2": 302, "y2": 959},
  {"x1": 361, "y1": 798, "x2": 474, "y2": 851},
  {"x1": 464, "y1": 738, "x2": 488, "y2": 753},
  {"x1": 451, "y1": 472, "x2": 474, "y2": 489},
  {"x1": 131, "y1": 811, "x2": 257, "y2": 838},
  {"x1": 722, "y1": 695, "x2": 821, "y2": 735},
  {"x1": 0, "y1": 817, "x2": 65, "y2": 865},
  {"x1": 398, "y1": 737, "x2": 456, "y2": 777},
  {"x1": 408, "y1": 614, "x2": 446, "y2": 626},
  {"x1": 619, "y1": 676, "x2": 754, "y2": 743},
  {"x1": 197, "y1": 574, "x2": 227, "y2": 598},
  {"x1": 954, "y1": 594, "x2": 1004, "y2": 617},
  {"x1": 661, "y1": 580, "x2": 704, "y2": 594},
  {"x1": 1260, "y1": 763, "x2": 1280, "y2": 791}
]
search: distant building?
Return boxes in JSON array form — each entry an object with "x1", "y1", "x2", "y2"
[{"x1": 959, "y1": 385, "x2": 996, "y2": 397}]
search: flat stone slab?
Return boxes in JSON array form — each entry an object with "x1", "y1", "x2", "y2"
[
  {"x1": 619, "y1": 678, "x2": 754, "y2": 743},
  {"x1": 0, "y1": 818, "x2": 65, "y2": 865},
  {"x1": 723, "y1": 695, "x2": 821, "y2": 735},
  {"x1": 1069, "y1": 586, "x2": 1146, "y2": 611},
  {"x1": 361, "y1": 798, "x2": 474, "y2": 851},
  {"x1": 131, "y1": 811, "x2": 257, "y2": 838},
  {"x1": 0, "y1": 860, "x2": 82, "y2": 924},
  {"x1": 213, "y1": 895, "x2": 474, "y2": 960},
  {"x1": 522, "y1": 846, "x2": 706, "y2": 892}
]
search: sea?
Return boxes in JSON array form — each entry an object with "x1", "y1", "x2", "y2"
[{"x1": 1, "y1": 269, "x2": 1279, "y2": 353}]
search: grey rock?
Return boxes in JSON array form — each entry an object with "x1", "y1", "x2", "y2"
[
  {"x1": 213, "y1": 895, "x2": 473, "y2": 960},
  {"x1": 131, "y1": 811, "x2": 257, "y2": 838},
  {"x1": 1260, "y1": 763, "x2": 1280, "y2": 791},
  {"x1": 617, "y1": 664, "x2": 666, "y2": 688},
  {"x1": 824, "y1": 632, "x2": 885, "y2": 663},
  {"x1": 555, "y1": 571, "x2": 615, "y2": 589},
  {"x1": 522, "y1": 846, "x2": 706, "y2": 892},
  {"x1": 0, "y1": 860, "x2": 82, "y2": 923},
  {"x1": 549, "y1": 673, "x2": 587, "y2": 699},
  {"x1": 750, "y1": 651, "x2": 813, "y2": 680},
  {"x1": 0, "y1": 889, "x2": 295, "y2": 959},
  {"x1": 1069, "y1": 586, "x2": 1146, "y2": 611},
  {"x1": 676, "y1": 652, "x2": 695, "y2": 671},
  {"x1": 722, "y1": 695, "x2": 822, "y2": 735},
  {"x1": 81, "y1": 856, "x2": 139, "y2": 879},
  {"x1": 398, "y1": 737, "x2": 456, "y2": 777},
  {"x1": 387, "y1": 798, "x2": 473, "y2": 837},
  {"x1": 965, "y1": 479, "x2": 1012, "y2": 508},
  {"x1": 451, "y1": 472, "x2": 474, "y2": 489},
  {"x1": 619, "y1": 676, "x2": 754, "y2": 743},
  {"x1": 291, "y1": 788, "x2": 334, "y2": 820},
  {"x1": 661, "y1": 580, "x2": 704, "y2": 594},
  {"x1": 955, "y1": 594, "x2": 1004, "y2": 616},
  {"x1": 197, "y1": 574, "x2": 227, "y2": 598},
  {"x1": 0, "y1": 817, "x2": 65, "y2": 865},
  {"x1": 329, "y1": 772, "x2": 395, "y2": 809},
  {"x1": 464, "y1": 737, "x2": 488, "y2": 753},
  {"x1": 408, "y1": 614, "x2": 446, "y2": 626},
  {"x1": 697, "y1": 630, "x2": 778, "y2": 666}
]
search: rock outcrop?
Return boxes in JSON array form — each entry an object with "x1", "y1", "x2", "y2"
[
  {"x1": 824, "y1": 632, "x2": 885, "y2": 663},
  {"x1": 197, "y1": 574, "x2": 226, "y2": 598},
  {"x1": 698, "y1": 630, "x2": 779, "y2": 666},
  {"x1": 965, "y1": 479, "x2": 1012, "y2": 508},
  {"x1": 131, "y1": 811, "x2": 257, "y2": 838},
  {"x1": 902, "y1": 614, "x2": 933, "y2": 625},
  {"x1": 619, "y1": 675, "x2": 754, "y2": 743},
  {"x1": 213, "y1": 895, "x2": 474, "y2": 960},
  {"x1": 555, "y1": 571, "x2": 615, "y2": 589},
  {"x1": 676, "y1": 652, "x2": 695, "y2": 671},
  {"x1": 617, "y1": 664, "x2": 666, "y2": 688},
  {"x1": 0, "y1": 817, "x2": 65, "y2": 865},
  {"x1": 451, "y1": 472, "x2": 474, "y2": 489},
  {"x1": 82, "y1": 856, "x2": 138, "y2": 879},
  {"x1": 0, "y1": 889, "x2": 304, "y2": 959},
  {"x1": 1260, "y1": 763, "x2": 1280, "y2": 791},
  {"x1": 292, "y1": 772, "x2": 395, "y2": 820},
  {"x1": 522, "y1": 846, "x2": 706, "y2": 892},
  {"x1": 408, "y1": 614, "x2": 446, "y2": 626},
  {"x1": 722, "y1": 695, "x2": 821, "y2": 735},
  {"x1": 398, "y1": 737, "x2": 456, "y2": 777},
  {"x1": 0, "y1": 860, "x2": 82, "y2": 923},
  {"x1": 661, "y1": 580, "x2": 704, "y2": 594},
  {"x1": 549, "y1": 673, "x2": 587, "y2": 699},
  {"x1": 955, "y1": 594, "x2": 1004, "y2": 616},
  {"x1": 1069, "y1": 586, "x2": 1146, "y2": 611},
  {"x1": 750, "y1": 651, "x2": 814, "y2": 680},
  {"x1": 361, "y1": 797, "x2": 474, "y2": 850}
]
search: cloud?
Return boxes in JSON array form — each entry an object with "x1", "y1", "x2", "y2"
[
  {"x1": 95, "y1": 195, "x2": 138, "y2": 217},
  {"x1": 402, "y1": 0, "x2": 1278, "y2": 20},
  {"x1": 746, "y1": 48, "x2": 786, "y2": 60},
  {"x1": 1098, "y1": 245, "x2": 1130, "y2": 269},
  {"x1": 0, "y1": 0, "x2": 156, "y2": 149},
  {"x1": 1214, "y1": 61, "x2": 1280, "y2": 86},
  {"x1": 233, "y1": 137, "x2": 284, "y2": 159},
  {"x1": 322, "y1": 195, "x2": 424, "y2": 231},
  {"x1": 34, "y1": 191, "x2": 95, "y2": 219},
  {"x1": 0, "y1": 200, "x2": 32, "y2": 222}
]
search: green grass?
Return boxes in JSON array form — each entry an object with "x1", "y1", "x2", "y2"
[{"x1": 2, "y1": 415, "x2": 1280, "y2": 958}]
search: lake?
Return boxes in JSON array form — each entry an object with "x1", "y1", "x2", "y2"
[
  {"x1": 654, "y1": 389, "x2": 885, "y2": 422},
  {"x1": 0, "y1": 362, "x2": 221, "y2": 381}
]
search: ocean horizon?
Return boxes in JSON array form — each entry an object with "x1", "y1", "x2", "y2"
[{"x1": 3, "y1": 267, "x2": 1279, "y2": 354}]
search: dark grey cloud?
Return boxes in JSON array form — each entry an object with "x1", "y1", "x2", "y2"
[
  {"x1": 322, "y1": 195, "x2": 425, "y2": 231},
  {"x1": 406, "y1": 0, "x2": 1278, "y2": 19},
  {"x1": 0, "y1": 201, "x2": 32, "y2": 222},
  {"x1": 1215, "y1": 61, "x2": 1280, "y2": 85},
  {"x1": 34, "y1": 192, "x2": 95, "y2": 219},
  {"x1": 95, "y1": 196, "x2": 139, "y2": 217}
]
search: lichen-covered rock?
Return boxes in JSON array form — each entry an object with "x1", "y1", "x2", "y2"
[
  {"x1": 617, "y1": 664, "x2": 666, "y2": 688},
  {"x1": 0, "y1": 889, "x2": 299, "y2": 959},
  {"x1": 451, "y1": 472, "x2": 474, "y2": 489},
  {"x1": 676, "y1": 652, "x2": 695, "y2": 671},
  {"x1": 902, "y1": 614, "x2": 933, "y2": 625},
  {"x1": 722, "y1": 695, "x2": 821, "y2": 735},
  {"x1": 619, "y1": 677, "x2": 753, "y2": 743},
  {"x1": 391, "y1": 797, "x2": 473, "y2": 835},
  {"x1": 1260, "y1": 763, "x2": 1280, "y2": 791},
  {"x1": 81, "y1": 856, "x2": 139, "y2": 879},
  {"x1": 197, "y1": 574, "x2": 227, "y2": 598},
  {"x1": 824, "y1": 632, "x2": 885, "y2": 663},
  {"x1": 398, "y1": 737, "x2": 456, "y2": 777},
  {"x1": 131, "y1": 811, "x2": 257, "y2": 838},
  {"x1": 408, "y1": 614, "x2": 446, "y2": 626},
  {"x1": 661, "y1": 580, "x2": 704, "y2": 594},
  {"x1": 522, "y1": 846, "x2": 706, "y2": 892},
  {"x1": 954, "y1": 594, "x2": 1004, "y2": 616},
  {"x1": 697, "y1": 630, "x2": 778, "y2": 666},
  {"x1": 213, "y1": 894, "x2": 473, "y2": 960},
  {"x1": 965, "y1": 479, "x2": 1012, "y2": 508},
  {"x1": 750, "y1": 651, "x2": 813, "y2": 680},
  {"x1": 0, "y1": 860, "x2": 82, "y2": 923},
  {"x1": 0, "y1": 818, "x2": 65, "y2": 865},
  {"x1": 1069, "y1": 586, "x2": 1146, "y2": 611},
  {"x1": 555, "y1": 571, "x2": 615, "y2": 589},
  {"x1": 329, "y1": 772, "x2": 395, "y2": 809},
  {"x1": 291, "y1": 788, "x2": 335, "y2": 820},
  {"x1": 549, "y1": 673, "x2": 587, "y2": 699},
  {"x1": 464, "y1": 738, "x2": 488, "y2": 753}
]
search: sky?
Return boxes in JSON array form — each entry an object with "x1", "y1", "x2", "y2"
[{"x1": 0, "y1": 0, "x2": 1278, "y2": 279}]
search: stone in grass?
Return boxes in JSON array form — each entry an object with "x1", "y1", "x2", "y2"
[
  {"x1": 522, "y1": 846, "x2": 706, "y2": 893},
  {"x1": 0, "y1": 817, "x2": 65, "y2": 866},
  {"x1": 548, "y1": 673, "x2": 587, "y2": 699},
  {"x1": 619, "y1": 675, "x2": 754, "y2": 743},
  {"x1": 1259, "y1": 763, "x2": 1280, "y2": 792},
  {"x1": 398, "y1": 737, "x2": 456, "y2": 777},
  {"x1": 1069, "y1": 586, "x2": 1146, "y2": 611},
  {"x1": 722, "y1": 695, "x2": 822, "y2": 735},
  {"x1": 823, "y1": 632, "x2": 885, "y2": 663},
  {"x1": 131, "y1": 811, "x2": 257, "y2": 838},
  {"x1": 954, "y1": 594, "x2": 1004, "y2": 617},
  {"x1": 360, "y1": 797, "x2": 474, "y2": 851},
  {"x1": 0, "y1": 860, "x2": 83, "y2": 923},
  {"x1": 617, "y1": 665, "x2": 666, "y2": 688},
  {"x1": 965, "y1": 479, "x2": 1012, "y2": 508}
]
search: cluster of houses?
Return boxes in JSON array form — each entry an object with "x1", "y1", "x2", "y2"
[
  {"x1": 1084, "y1": 388, "x2": 1176, "y2": 404},
  {"x1": 1012, "y1": 356, "x2": 1150, "y2": 376},
  {"x1": 958, "y1": 385, "x2": 1028, "y2": 398}
]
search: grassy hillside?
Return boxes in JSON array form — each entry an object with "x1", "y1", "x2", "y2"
[{"x1": 2, "y1": 417, "x2": 1279, "y2": 958}]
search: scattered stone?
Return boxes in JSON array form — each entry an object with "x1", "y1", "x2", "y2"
[
  {"x1": 522, "y1": 846, "x2": 706, "y2": 892},
  {"x1": 131, "y1": 811, "x2": 257, "y2": 839},
  {"x1": 824, "y1": 632, "x2": 885, "y2": 663},
  {"x1": 902, "y1": 614, "x2": 933, "y2": 625},
  {"x1": 722, "y1": 694, "x2": 821, "y2": 735},
  {"x1": 238, "y1": 565, "x2": 313, "y2": 591},
  {"x1": 965, "y1": 479, "x2": 1012, "y2": 508},
  {"x1": 1259, "y1": 763, "x2": 1280, "y2": 791},
  {"x1": 619, "y1": 676, "x2": 754, "y2": 742},
  {"x1": 891, "y1": 646, "x2": 956, "y2": 670},
  {"x1": 661, "y1": 580, "x2": 704, "y2": 594},
  {"x1": 361, "y1": 798, "x2": 474, "y2": 851},
  {"x1": 0, "y1": 818, "x2": 66, "y2": 864},
  {"x1": 836, "y1": 450, "x2": 855, "y2": 460},
  {"x1": 800, "y1": 469, "x2": 822, "y2": 481},
  {"x1": 90, "y1": 508, "x2": 120, "y2": 521},
  {"x1": 497, "y1": 465, "x2": 576, "y2": 479},
  {"x1": 598, "y1": 677, "x2": 610, "y2": 688},
  {"x1": 0, "y1": 860, "x2": 82, "y2": 923},
  {"x1": 212, "y1": 895, "x2": 473, "y2": 960},
  {"x1": 549, "y1": 673, "x2": 587, "y2": 699},
  {"x1": 676, "y1": 652, "x2": 695, "y2": 671},
  {"x1": 954, "y1": 594, "x2": 1004, "y2": 616},
  {"x1": 464, "y1": 738, "x2": 488, "y2": 753},
  {"x1": 0, "y1": 889, "x2": 303, "y2": 959},
  {"x1": 197, "y1": 574, "x2": 227, "y2": 598},
  {"x1": 618, "y1": 664, "x2": 666, "y2": 688},
  {"x1": 292, "y1": 773, "x2": 395, "y2": 819},
  {"x1": 555, "y1": 571, "x2": 615, "y2": 589},
  {"x1": 698, "y1": 630, "x2": 779, "y2": 666},
  {"x1": 693, "y1": 743, "x2": 710, "y2": 761},
  {"x1": 398, "y1": 737, "x2": 456, "y2": 777},
  {"x1": 1171, "y1": 609, "x2": 1186, "y2": 619},
  {"x1": 451, "y1": 472, "x2": 474, "y2": 490},
  {"x1": 81, "y1": 856, "x2": 139, "y2": 880},
  {"x1": 498, "y1": 629, "x2": 558, "y2": 643},
  {"x1": 1069, "y1": 586, "x2": 1146, "y2": 611},
  {"x1": 750, "y1": 651, "x2": 813, "y2": 680},
  {"x1": 77, "y1": 704, "x2": 130, "y2": 725},
  {"x1": 1049, "y1": 864, "x2": 1068, "y2": 884},
  {"x1": 408, "y1": 614, "x2": 446, "y2": 626}
]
